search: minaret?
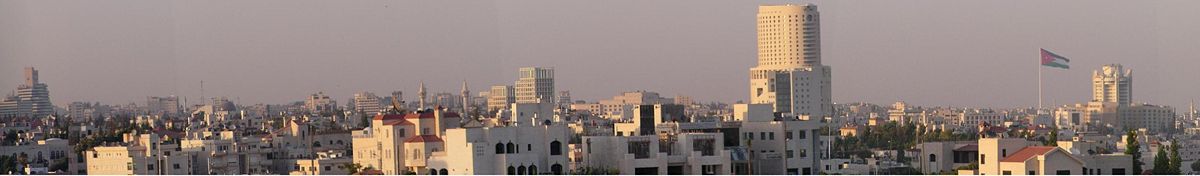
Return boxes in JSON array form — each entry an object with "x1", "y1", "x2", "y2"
[
  {"x1": 461, "y1": 80, "x2": 471, "y2": 113},
  {"x1": 418, "y1": 81, "x2": 427, "y2": 110}
]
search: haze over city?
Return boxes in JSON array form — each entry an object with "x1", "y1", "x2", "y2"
[{"x1": 2, "y1": 0, "x2": 1198, "y2": 108}]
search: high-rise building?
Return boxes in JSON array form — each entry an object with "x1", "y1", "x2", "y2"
[
  {"x1": 487, "y1": 85, "x2": 515, "y2": 112},
  {"x1": 146, "y1": 96, "x2": 182, "y2": 116},
  {"x1": 515, "y1": 67, "x2": 554, "y2": 104},
  {"x1": 749, "y1": 4, "x2": 832, "y2": 118},
  {"x1": 353, "y1": 92, "x2": 384, "y2": 115},
  {"x1": 1092, "y1": 64, "x2": 1132, "y2": 106},
  {"x1": 0, "y1": 67, "x2": 53, "y2": 118}
]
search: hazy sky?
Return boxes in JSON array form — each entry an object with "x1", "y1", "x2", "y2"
[{"x1": 1, "y1": 0, "x2": 1198, "y2": 109}]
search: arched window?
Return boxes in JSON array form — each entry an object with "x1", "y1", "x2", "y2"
[
  {"x1": 439, "y1": 169, "x2": 447, "y2": 175},
  {"x1": 496, "y1": 143, "x2": 505, "y2": 154},
  {"x1": 929, "y1": 154, "x2": 936, "y2": 162},
  {"x1": 551, "y1": 164, "x2": 563, "y2": 175},
  {"x1": 506, "y1": 142, "x2": 516, "y2": 154},
  {"x1": 428, "y1": 169, "x2": 437, "y2": 175},
  {"x1": 517, "y1": 166, "x2": 527, "y2": 175},
  {"x1": 550, "y1": 141, "x2": 562, "y2": 155},
  {"x1": 508, "y1": 166, "x2": 516, "y2": 175},
  {"x1": 529, "y1": 165, "x2": 537, "y2": 175}
]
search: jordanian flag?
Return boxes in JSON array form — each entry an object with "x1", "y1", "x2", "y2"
[{"x1": 1041, "y1": 48, "x2": 1070, "y2": 69}]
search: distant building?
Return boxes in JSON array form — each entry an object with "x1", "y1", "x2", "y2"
[
  {"x1": 1092, "y1": 64, "x2": 1132, "y2": 106},
  {"x1": 146, "y1": 96, "x2": 182, "y2": 117},
  {"x1": 749, "y1": 4, "x2": 832, "y2": 119},
  {"x1": 0, "y1": 67, "x2": 53, "y2": 118},
  {"x1": 597, "y1": 91, "x2": 674, "y2": 120},
  {"x1": 487, "y1": 85, "x2": 515, "y2": 112},
  {"x1": 514, "y1": 67, "x2": 554, "y2": 104},
  {"x1": 305, "y1": 92, "x2": 337, "y2": 113},
  {"x1": 352, "y1": 92, "x2": 384, "y2": 115}
]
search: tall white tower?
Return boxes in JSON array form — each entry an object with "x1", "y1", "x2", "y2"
[
  {"x1": 749, "y1": 4, "x2": 832, "y2": 118},
  {"x1": 1092, "y1": 64, "x2": 1132, "y2": 106},
  {"x1": 461, "y1": 80, "x2": 471, "y2": 113}
]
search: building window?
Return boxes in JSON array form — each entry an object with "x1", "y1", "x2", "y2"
[
  {"x1": 1028, "y1": 171, "x2": 1035, "y2": 175},
  {"x1": 929, "y1": 154, "x2": 936, "y2": 162},
  {"x1": 1002, "y1": 149, "x2": 1007, "y2": 157},
  {"x1": 1002, "y1": 171, "x2": 1011, "y2": 175},
  {"x1": 507, "y1": 142, "x2": 516, "y2": 154},
  {"x1": 798, "y1": 131, "x2": 807, "y2": 139},
  {"x1": 496, "y1": 143, "x2": 505, "y2": 154},
  {"x1": 550, "y1": 141, "x2": 563, "y2": 155}
]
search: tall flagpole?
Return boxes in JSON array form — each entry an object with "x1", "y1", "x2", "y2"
[{"x1": 1038, "y1": 57, "x2": 1043, "y2": 113}]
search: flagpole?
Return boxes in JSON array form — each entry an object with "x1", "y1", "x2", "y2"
[{"x1": 1038, "y1": 58, "x2": 1043, "y2": 113}]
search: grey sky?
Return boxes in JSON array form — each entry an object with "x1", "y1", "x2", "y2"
[{"x1": 1, "y1": 0, "x2": 1197, "y2": 109}]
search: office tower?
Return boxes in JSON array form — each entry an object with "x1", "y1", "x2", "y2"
[
  {"x1": 515, "y1": 67, "x2": 554, "y2": 104},
  {"x1": 146, "y1": 96, "x2": 182, "y2": 116},
  {"x1": 0, "y1": 67, "x2": 53, "y2": 118},
  {"x1": 749, "y1": 4, "x2": 832, "y2": 118},
  {"x1": 1092, "y1": 64, "x2": 1132, "y2": 106},
  {"x1": 488, "y1": 85, "x2": 515, "y2": 112},
  {"x1": 353, "y1": 92, "x2": 383, "y2": 115}
]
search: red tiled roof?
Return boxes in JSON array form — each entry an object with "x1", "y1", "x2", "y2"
[
  {"x1": 384, "y1": 119, "x2": 413, "y2": 126},
  {"x1": 1000, "y1": 146, "x2": 1058, "y2": 162},
  {"x1": 404, "y1": 135, "x2": 443, "y2": 143}
]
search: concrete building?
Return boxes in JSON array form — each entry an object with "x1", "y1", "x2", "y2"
[
  {"x1": 912, "y1": 141, "x2": 978, "y2": 174},
  {"x1": 353, "y1": 92, "x2": 384, "y2": 115},
  {"x1": 146, "y1": 96, "x2": 182, "y2": 117},
  {"x1": 1093, "y1": 64, "x2": 1133, "y2": 106},
  {"x1": 749, "y1": 4, "x2": 833, "y2": 118},
  {"x1": 515, "y1": 67, "x2": 554, "y2": 104},
  {"x1": 305, "y1": 92, "x2": 337, "y2": 113},
  {"x1": 487, "y1": 85, "x2": 516, "y2": 112},
  {"x1": 288, "y1": 150, "x2": 352, "y2": 175},
  {"x1": 0, "y1": 67, "x2": 53, "y2": 119},
  {"x1": 1118, "y1": 104, "x2": 1175, "y2": 134},
  {"x1": 614, "y1": 104, "x2": 687, "y2": 137},
  {"x1": 85, "y1": 133, "x2": 194, "y2": 175},
  {"x1": 350, "y1": 108, "x2": 462, "y2": 175},
  {"x1": 0, "y1": 138, "x2": 71, "y2": 174},
  {"x1": 581, "y1": 133, "x2": 730, "y2": 175},
  {"x1": 733, "y1": 103, "x2": 824, "y2": 175},
  {"x1": 598, "y1": 91, "x2": 674, "y2": 120},
  {"x1": 425, "y1": 116, "x2": 573, "y2": 175}
]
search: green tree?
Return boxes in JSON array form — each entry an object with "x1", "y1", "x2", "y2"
[
  {"x1": 1044, "y1": 128, "x2": 1058, "y2": 146},
  {"x1": 1125, "y1": 130, "x2": 1142, "y2": 173},
  {"x1": 1152, "y1": 145, "x2": 1169, "y2": 174},
  {"x1": 1169, "y1": 140, "x2": 1182, "y2": 174},
  {"x1": 1191, "y1": 160, "x2": 1200, "y2": 174},
  {"x1": 344, "y1": 163, "x2": 362, "y2": 174}
]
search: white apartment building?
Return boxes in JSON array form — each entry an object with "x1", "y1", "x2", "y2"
[
  {"x1": 351, "y1": 108, "x2": 462, "y2": 175},
  {"x1": 581, "y1": 133, "x2": 730, "y2": 175},
  {"x1": 425, "y1": 119, "x2": 573, "y2": 175}
]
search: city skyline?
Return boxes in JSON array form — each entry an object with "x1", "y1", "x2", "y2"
[{"x1": 2, "y1": 0, "x2": 1199, "y2": 108}]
